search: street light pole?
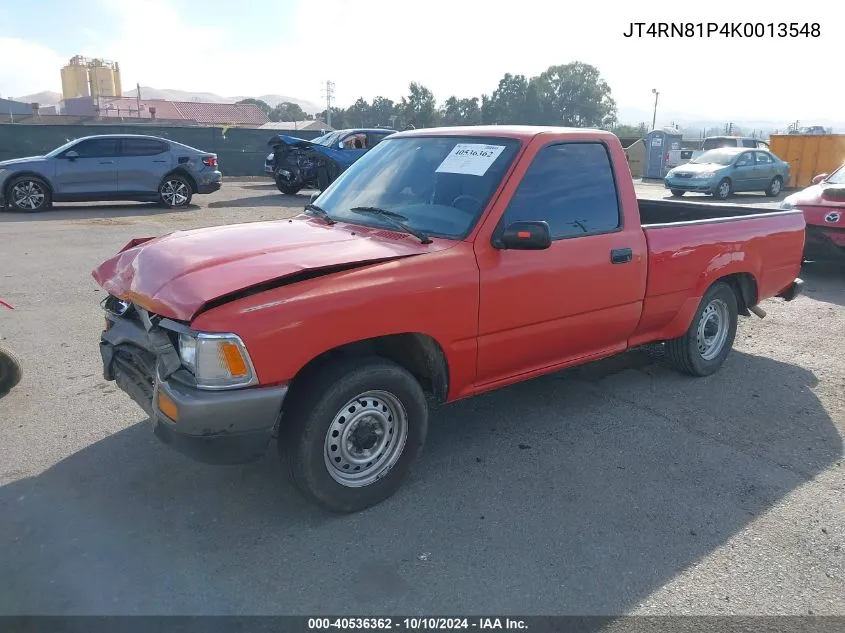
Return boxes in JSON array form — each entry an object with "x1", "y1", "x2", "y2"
[{"x1": 651, "y1": 88, "x2": 659, "y2": 130}]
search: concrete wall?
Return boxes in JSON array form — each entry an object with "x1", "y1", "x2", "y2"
[{"x1": 0, "y1": 123, "x2": 325, "y2": 176}]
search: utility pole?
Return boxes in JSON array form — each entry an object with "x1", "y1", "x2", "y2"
[
  {"x1": 323, "y1": 80, "x2": 335, "y2": 128},
  {"x1": 651, "y1": 88, "x2": 659, "y2": 130},
  {"x1": 136, "y1": 82, "x2": 141, "y2": 118}
]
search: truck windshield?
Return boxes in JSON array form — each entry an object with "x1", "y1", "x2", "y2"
[
  {"x1": 826, "y1": 165, "x2": 845, "y2": 184},
  {"x1": 314, "y1": 136, "x2": 522, "y2": 239},
  {"x1": 690, "y1": 149, "x2": 737, "y2": 166}
]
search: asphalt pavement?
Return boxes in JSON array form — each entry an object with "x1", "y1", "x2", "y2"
[{"x1": 0, "y1": 180, "x2": 842, "y2": 615}]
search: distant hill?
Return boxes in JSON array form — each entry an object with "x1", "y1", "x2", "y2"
[
  {"x1": 13, "y1": 87, "x2": 322, "y2": 115},
  {"x1": 124, "y1": 86, "x2": 322, "y2": 114},
  {"x1": 13, "y1": 91, "x2": 62, "y2": 106},
  {"x1": 616, "y1": 106, "x2": 845, "y2": 135}
]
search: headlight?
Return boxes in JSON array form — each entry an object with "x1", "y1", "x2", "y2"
[
  {"x1": 697, "y1": 172, "x2": 715, "y2": 179},
  {"x1": 779, "y1": 200, "x2": 794, "y2": 210},
  {"x1": 177, "y1": 331, "x2": 256, "y2": 389}
]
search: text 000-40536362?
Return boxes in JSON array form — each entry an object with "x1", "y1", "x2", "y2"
[{"x1": 623, "y1": 22, "x2": 820, "y2": 38}]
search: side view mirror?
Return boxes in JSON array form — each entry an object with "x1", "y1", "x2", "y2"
[
  {"x1": 811, "y1": 173, "x2": 828, "y2": 185},
  {"x1": 309, "y1": 191, "x2": 319, "y2": 204},
  {"x1": 64, "y1": 150, "x2": 79, "y2": 161},
  {"x1": 496, "y1": 221, "x2": 552, "y2": 250},
  {"x1": 338, "y1": 142, "x2": 344, "y2": 149}
]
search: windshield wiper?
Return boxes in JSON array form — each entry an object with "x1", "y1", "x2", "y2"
[
  {"x1": 304, "y1": 203, "x2": 336, "y2": 225},
  {"x1": 348, "y1": 207, "x2": 433, "y2": 244}
]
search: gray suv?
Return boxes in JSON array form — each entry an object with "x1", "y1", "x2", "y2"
[{"x1": 0, "y1": 134, "x2": 222, "y2": 212}]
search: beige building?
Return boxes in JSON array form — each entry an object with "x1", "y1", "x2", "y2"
[{"x1": 60, "y1": 56, "x2": 122, "y2": 100}]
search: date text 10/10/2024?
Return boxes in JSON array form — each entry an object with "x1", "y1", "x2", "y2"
[
  {"x1": 308, "y1": 618, "x2": 528, "y2": 630},
  {"x1": 623, "y1": 22, "x2": 820, "y2": 38}
]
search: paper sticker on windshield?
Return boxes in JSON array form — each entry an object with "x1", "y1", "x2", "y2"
[{"x1": 436, "y1": 144, "x2": 506, "y2": 177}]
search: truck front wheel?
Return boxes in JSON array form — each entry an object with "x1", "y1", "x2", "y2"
[
  {"x1": 665, "y1": 281, "x2": 738, "y2": 377},
  {"x1": 279, "y1": 357, "x2": 428, "y2": 513}
]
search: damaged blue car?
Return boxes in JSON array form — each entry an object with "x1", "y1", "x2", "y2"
[{"x1": 268, "y1": 128, "x2": 396, "y2": 195}]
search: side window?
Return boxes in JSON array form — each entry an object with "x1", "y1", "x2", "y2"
[
  {"x1": 757, "y1": 141, "x2": 770, "y2": 149},
  {"x1": 754, "y1": 152, "x2": 773, "y2": 164},
  {"x1": 69, "y1": 138, "x2": 119, "y2": 158},
  {"x1": 343, "y1": 133, "x2": 367, "y2": 149},
  {"x1": 735, "y1": 152, "x2": 754, "y2": 167},
  {"x1": 367, "y1": 133, "x2": 389, "y2": 147},
  {"x1": 502, "y1": 143, "x2": 621, "y2": 240},
  {"x1": 741, "y1": 139, "x2": 757, "y2": 148},
  {"x1": 122, "y1": 138, "x2": 166, "y2": 156}
]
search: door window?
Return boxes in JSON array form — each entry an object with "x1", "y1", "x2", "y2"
[
  {"x1": 735, "y1": 152, "x2": 754, "y2": 167},
  {"x1": 121, "y1": 138, "x2": 167, "y2": 156},
  {"x1": 754, "y1": 151, "x2": 773, "y2": 164},
  {"x1": 67, "y1": 138, "x2": 119, "y2": 158},
  {"x1": 502, "y1": 142, "x2": 621, "y2": 240}
]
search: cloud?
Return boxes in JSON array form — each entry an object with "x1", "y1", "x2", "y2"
[{"x1": 0, "y1": 37, "x2": 66, "y2": 97}]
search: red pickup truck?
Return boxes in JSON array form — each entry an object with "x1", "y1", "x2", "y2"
[{"x1": 93, "y1": 126, "x2": 805, "y2": 513}]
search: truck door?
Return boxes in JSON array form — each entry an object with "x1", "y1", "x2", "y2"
[{"x1": 473, "y1": 141, "x2": 647, "y2": 386}]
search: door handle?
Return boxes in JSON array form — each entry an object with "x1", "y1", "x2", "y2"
[
  {"x1": 99, "y1": 160, "x2": 114, "y2": 164},
  {"x1": 153, "y1": 159, "x2": 168, "y2": 163},
  {"x1": 610, "y1": 248, "x2": 633, "y2": 264}
]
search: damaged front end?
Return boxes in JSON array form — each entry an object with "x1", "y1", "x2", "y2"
[
  {"x1": 99, "y1": 294, "x2": 288, "y2": 464},
  {"x1": 270, "y1": 136, "x2": 339, "y2": 196}
]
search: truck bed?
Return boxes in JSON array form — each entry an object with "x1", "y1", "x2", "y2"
[
  {"x1": 628, "y1": 198, "x2": 806, "y2": 348},
  {"x1": 638, "y1": 198, "x2": 787, "y2": 226}
]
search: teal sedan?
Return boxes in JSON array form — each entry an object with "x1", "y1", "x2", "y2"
[{"x1": 665, "y1": 147, "x2": 790, "y2": 200}]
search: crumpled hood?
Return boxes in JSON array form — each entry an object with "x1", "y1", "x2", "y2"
[
  {"x1": 0, "y1": 155, "x2": 47, "y2": 167},
  {"x1": 92, "y1": 216, "x2": 449, "y2": 321}
]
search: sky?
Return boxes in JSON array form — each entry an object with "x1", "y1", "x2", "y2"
[{"x1": 0, "y1": 0, "x2": 838, "y2": 126}]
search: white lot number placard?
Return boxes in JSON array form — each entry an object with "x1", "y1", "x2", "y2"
[{"x1": 436, "y1": 144, "x2": 506, "y2": 177}]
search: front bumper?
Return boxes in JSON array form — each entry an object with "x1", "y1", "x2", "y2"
[
  {"x1": 804, "y1": 225, "x2": 845, "y2": 261},
  {"x1": 100, "y1": 313, "x2": 287, "y2": 465},
  {"x1": 776, "y1": 278, "x2": 804, "y2": 302},
  {"x1": 665, "y1": 178, "x2": 716, "y2": 193}
]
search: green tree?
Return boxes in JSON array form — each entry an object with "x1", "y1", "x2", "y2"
[
  {"x1": 347, "y1": 97, "x2": 371, "y2": 127},
  {"x1": 270, "y1": 101, "x2": 309, "y2": 122},
  {"x1": 536, "y1": 62, "x2": 617, "y2": 127},
  {"x1": 370, "y1": 96, "x2": 397, "y2": 127},
  {"x1": 400, "y1": 82, "x2": 438, "y2": 128},
  {"x1": 235, "y1": 98, "x2": 272, "y2": 117},
  {"x1": 487, "y1": 73, "x2": 530, "y2": 124}
]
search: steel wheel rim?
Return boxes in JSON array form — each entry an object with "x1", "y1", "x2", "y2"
[
  {"x1": 11, "y1": 180, "x2": 45, "y2": 210},
  {"x1": 697, "y1": 298, "x2": 730, "y2": 360},
  {"x1": 162, "y1": 180, "x2": 189, "y2": 206},
  {"x1": 771, "y1": 179, "x2": 781, "y2": 194},
  {"x1": 323, "y1": 390, "x2": 408, "y2": 488},
  {"x1": 718, "y1": 181, "x2": 730, "y2": 197}
]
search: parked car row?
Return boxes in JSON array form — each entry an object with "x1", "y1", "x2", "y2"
[{"x1": 0, "y1": 134, "x2": 222, "y2": 212}]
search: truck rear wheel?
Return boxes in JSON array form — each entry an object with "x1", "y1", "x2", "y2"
[
  {"x1": 665, "y1": 281, "x2": 738, "y2": 377},
  {"x1": 279, "y1": 356, "x2": 428, "y2": 513}
]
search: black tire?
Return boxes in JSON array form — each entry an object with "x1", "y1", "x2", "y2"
[
  {"x1": 766, "y1": 176, "x2": 783, "y2": 197},
  {"x1": 670, "y1": 189, "x2": 685, "y2": 197},
  {"x1": 0, "y1": 348, "x2": 22, "y2": 398},
  {"x1": 279, "y1": 356, "x2": 428, "y2": 513},
  {"x1": 276, "y1": 179, "x2": 302, "y2": 196},
  {"x1": 6, "y1": 176, "x2": 51, "y2": 212},
  {"x1": 158, "y1": 175, "x2": 193, "y2": 208},
  {"x1": 665, "y1": 281, "x2": 738, "y2": 377},
  {"x1": 713, "y1": 178, "x2": 732, "y2": 200}
]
